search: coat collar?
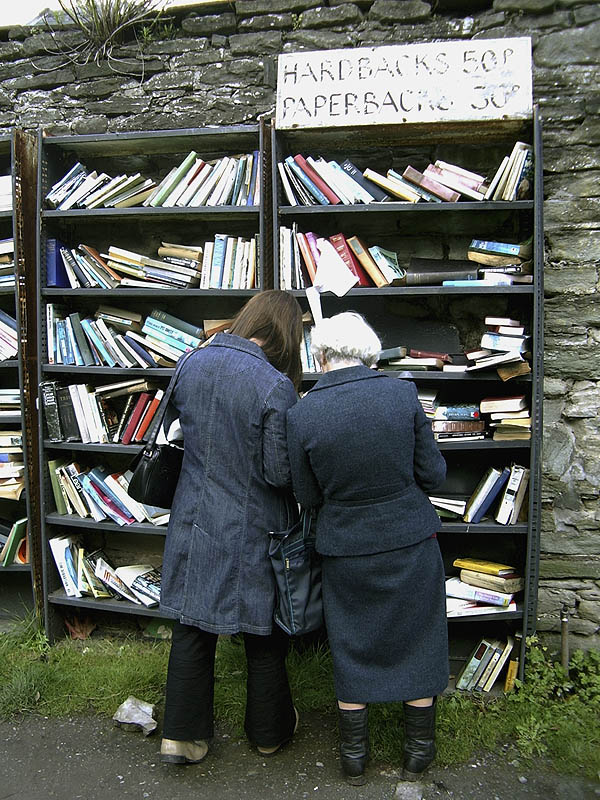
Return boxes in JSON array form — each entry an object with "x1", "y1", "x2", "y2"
[
  {"x1": 210, "y1": 332, "x2": 269, "y2": 363},
  {"x1": 308, "y1": 364, "x2": 388, "y2": 393}
]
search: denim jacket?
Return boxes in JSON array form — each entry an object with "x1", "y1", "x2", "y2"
[{"x1": 160, "y1": 333, "x2": 299, "y2": 635}]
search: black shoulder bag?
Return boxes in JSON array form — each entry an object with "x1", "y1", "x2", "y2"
[{"x1": 127, "y1": 348, "x2": 196, "y2": 509}]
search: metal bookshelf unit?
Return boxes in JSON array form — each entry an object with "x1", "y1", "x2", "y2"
[
  {"x1": 37, "y1": 125, "x2": 267, "y2": 640},
  {"x1": 0, "y1": 131, "x2": 37, "y2": 624},
  {"x1": 272, "y1": 110, "x2": 544, "y2": 685}
]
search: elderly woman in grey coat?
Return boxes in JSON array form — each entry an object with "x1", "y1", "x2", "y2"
[
  {"x1": 159, "y1": 290, "x2": 303, "y2": 765},
  {"x1": 286, "y1": 312, "x2": 449, "y2": 785}
]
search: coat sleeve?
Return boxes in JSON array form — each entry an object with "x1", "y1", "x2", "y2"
[
  {"x1": 286, "y1": 408, "x2": 323, "y2": 510},
  {"x1": 262, "y1": 377, "x2": 298, "y2": 489},
  {"x1": 411, "y1": 384, "x2": 447, "y2": 492}
]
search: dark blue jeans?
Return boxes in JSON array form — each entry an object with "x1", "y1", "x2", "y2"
[{"x1": 163, "y1": 621, "x2": 296, "y2": 747}]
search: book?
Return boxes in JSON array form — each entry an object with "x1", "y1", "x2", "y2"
[
  {"x1": 479, "y1": 395, "x2": 527, "y2": 413},
  {"x1": 340, "y1": 159, "x2": 390, "y2": 202},
  {"x1": 452, "y1": 558, "x2": 516, "y2": 577},
  {"x1": 0, "y1": 517, "x2": 27, "y2": 566},
  {"x1": 446, "y1": 576, "x2": 514, "y2": 608},
  {"x1": 362, "y1": 168, "x2": 420, "y2": 202},
  {"x1": 455, "y1": 638, "x2": 495, "y2": 691},
  {"x1": 434, "y1": 403, "x2": 480, "y2": 421},
  {"x1": 480, "y1": 636, "x2": 514, "y2": 692},
  {"x1": 114, "y1": 564, "x2": 160, "y2": 606},
  {"x1": 120, "y1": 392, "x2": 152, "y2": 445},
  {"x1": 463, "y1": 466, "x2": 510, "y2": 523},
  {"x1": 469, "y1": 237, "x2": 532, "y2": 260},
  {"x1": 423, "y1": 163, "x2": 486, "y2": 200},
  {"x1": 494, "y1": 464, "x2": 529, "y2": 525},
  {"x1": 93, "y1": 556, "x2": 140, "y2": 603},
  {"x1": 368, "y1": 246, "x2": 406, "y2": 285},
  {"x1": 459, "y1": 569, "x2": 524, "y2": 594},
  {"x1": 402, "y1": 165, "x2": 460, "y2": 202},
  {"x1": 346, "y1": 236, "x2": 388, "y2": 287},
  {"x1": 149, "y1": 150, "x2": 198, "y2": 207},
  {"x1": 466, "y1": 351, "x2": 524, "y2": 372},
  {"x1": 328, "y1": 233, "x2": 372, "y2": 287},
  {"x1": 480, "y1": 333, "x2": 530, "y2": 353},
  {"x1": 40, "y1": 380, "x2": 63, "y2": 441},
  {"x1": 49, "y1": 536, "x2": 82, "y2": 597},
  {"x1": 405, "y1": 258, "x2": 478, "y2": 286},
  {"x1": 284, "y1": 156, "x2": 330, "y2": 205},
  {"x1": 133, "y1": 389, "x2": 164, "y2": 442},
  {"x1": 446, "y1": 598, "x2": 517, "y2": 617},
  {"x1": 293, "y1": 154, "x2": 341, "y2": 204},
  {"x1": 277, "y1": 161, "x2": 299, "y2": 205}
]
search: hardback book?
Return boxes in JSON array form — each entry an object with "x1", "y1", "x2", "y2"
[
  {"x1": 133, "y1": 389, "x2": 164, "y2": 442},
  {"x1": 429, "y1": 496, "x2": 467, "y2": 516},
  {"x1": 341, "y1": 159, "x2": 389, "y2": 202},
  {"x1": 120, "y1": 392, "x2": 152, "y2": 445},
  {"x1": 405, "y1": 258, "x2": 478, "y2": 286},
  {"x1": 307, "y1": 158, "x2": 353, "y2": 204},
  {"x1": 46, "y1": 238, "x2": 70, "y2": 287},
  {"x1": 402, "y1": 165, "x2": 460, "y2": 202},
  {"x1": 388, "y1": 357, "x2": 444, "y2": 370},
  {"x1": 494, "y1": 464, "x2": 528, "y2": 525},
  {"x1": 463, "y1": 466, "x2": 510, "y2": 523},
  {"x1": 329, "y1": 233, "x2": 372, "y2": 287},
  {"x1": 325, "y1": 160, "x2": 373, "y2": 204},
  {"x1": 40, "y1": 380, "x2": 63, "y2": 441},
  {"x1": 452, "y1": 557, "x2": 516, "y2": 576},
  {"x1": 423, "y1": 164, "x2": 486, "y2": 200},
  {"x1": 480, "y1": 332, "x2": 530, "y2": 353},
  {"x1": 409, "y1": 349, "x2": 452, "y2": 363},
  {"x1": 466, "y1": 351, "x2": 524, "y2": 372},
  {"x1": 431, "y1": 420, "x2": 485, "y2": 433},
  {"x1": 433, "y1": 403, "x2": 480, "y2": 421},
  {"x1": 378, "y1": 345, "x2": 408, "y2": 362},
  {"x1": 346, "y1": 236, "x2": 388, "y2": 287},
  {"x1": 459, "y1": 569, "x2": 524, "y2": 594},
  {"x1": 479, "y1": 395, "x2": 527, "y2": 414},
  {"x1": 445, "y1": 577, "x2": 514, "y2": 608},
  {"x1": 387, "y1": 169, "x2": 442, "y2": 203},
  {"x1": 55, "y1": 386, "x2": 81, "y2": 442},
  {"x1": 284, "y1": 156, "x2": 330, "y2": 205},
  {"x1": 469, "y1": 236, "x2": 533, "y2": 260}
]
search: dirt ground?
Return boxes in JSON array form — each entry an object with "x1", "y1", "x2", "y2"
[{"x1": 1, "y1": 711, "x2": 598, "y2": 800}]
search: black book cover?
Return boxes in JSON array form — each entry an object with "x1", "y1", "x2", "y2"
[
  {"x1": 68, "y1": 312, "x2": 95, "y2": 366},
  {"x1": 406, "y1": 258, "x2": 478, "y2": 286},
  {"x1": 341, "y1": 159, "x2": 390, "y2": 202},
  {"x1": 55, "y1": 385, "x2": 81, "y2": 442},
  {"x1": 40, "y1": 380, "x2": 63, "y2": 441}
]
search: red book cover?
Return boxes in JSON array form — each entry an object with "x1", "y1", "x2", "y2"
[
  {"x1": 120, "y1": 392, "x2": 151, "y2": 445},
  {"x1": 293, "y1": 154, "x2": 341, "y2": 205},
  {"x1": 328, "y1": 233, "x2": 373, "y2": 287},
  {"x1": 295, "y1": 231, "x2": 317, "y2": 284},
  {"x1": 409, "y1": 348, "x2": 453, "y2": 363},
  {"x1": 133, "y1": 389, "x2": 164, "y2": 442},
  {"x1": 402, "y1": 166, "x2": 460, "y2": 202}
]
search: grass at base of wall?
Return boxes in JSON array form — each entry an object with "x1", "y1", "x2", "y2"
[{"x1": 1, "y1": 617, "x2": 598, "y2": 780}]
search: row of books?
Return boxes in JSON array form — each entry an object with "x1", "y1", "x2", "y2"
[
  {"x1": 0, "y1": 428, "x2": 25, "y2": 501},
  {"x1": 47, "y1": 305, "x2": 204, "y2": 368},
  {"x1": 0, "y1": 175, "x2": 12, "y2": 212},
  {"x1": 48, "y1": 461, "x2": 169, "y2": 527},
  {"x1": 0, "y1": 236, "x2": 14, "y2": 289},
  {"x1": 277, "y1": 145, "x2": 533, "y2": 207},
  {"x1": 430, "y1": 462, "x2": 530, "y2": 525},
  {"x1": 41, "y1": 379, "x2": 163, "y2": 446},
  {"x1": 0, "y1": 387, "x2": 20, "y2": 420},
  {"x1": 446, "y1": 557, "x2": 523, "y2": 621},
  {"x1": 300, "y1": 320, "x2": 322, "y2": 375},
  {"x1": 0, "y1": 517, "x2": 27, "y2": 566},
  {"x1": 48, "y1": 236, "x2": 258, "y2": 291},
  {"x1": 424, "y1": 394, "x2": 530, "y2": 443},
  {"x1": 0, "y1": 307, "x2": 17, "y2": 361},
  {"x1": 49, "y1": 535, "x2": 161, "y2": 606},
  {"x1": 454, "y1": 635, "x2": 517, "y2": 693},
  {"x1": 45, "y1": 150, "x2": 261, "y2": 210}
]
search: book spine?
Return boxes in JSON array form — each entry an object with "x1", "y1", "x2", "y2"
[
  {"x1": 402, "y1": 166, "x2": 460, "y2": 202},
  {"x1": 40, "y1": 381, "x2": 63, "y2": 441},
  {"x1": 142, "y1": 325, "x2": 191, "y2": 354},
  {"x1": 293, "y1": 154, "x2": 340, "y2": 204},
  {"x1": 284, "y1": 157, "x2": 330, "y2": 205},
  {"x1": 340, "y1": 159, "x2": 388, "y2": 202},
  {"x1": 346, "y1": 237, "x2": 388, "y2": 287},
  {"x1": 209, "y1": 234, "x2": 228, "y2": 288}
]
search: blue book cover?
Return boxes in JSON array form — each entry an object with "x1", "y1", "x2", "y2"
[
  {"x1": 46, "y1": 238, "x2": 69, "y2": 287},
  {"x1": 123, "y1": 335, "x2": 157, "y2": 367},
  {"x1": 0, "y1": 308, "x2": 17, "y2": 332},
  {"x1": 143, "y1": 317, "x2": 201, "y2": 349},
  {"x1": 149, "y1": 309, "x2": 204, "y2": 340},
  {"x1": 87, "y1": 466, "x2": 135, "y2": 519},
  {"x1": 471, "y1": 467, "x2": 511, "y2": 524},
  {"x1": 80, "y1": 318, "x2": 116, "y2": 367},
  {"x1": 209, "y1": 234, "x2": 228, "y2": 288},
  {"x1": 142, "y1": 322, "x2": 190, "y2": 354},
  {"x1": 55, "y1": 320, "x2": 73, "y2": 365},
  {"x1": 284, "y1": 156, "x2": 330, "y2": 206},
  {"x1": 80, "y1": 474, "x2": 127, "y2": 526}
]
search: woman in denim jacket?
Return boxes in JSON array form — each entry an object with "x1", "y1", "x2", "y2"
[
  {"x1": 159, "y1": 290, "x2": 303, "y2": 765},
  {"x1": 287, "y1": 312, "x2": 449, "y2": 785}
]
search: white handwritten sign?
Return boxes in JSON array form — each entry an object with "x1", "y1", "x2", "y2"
[{"x1": 276, "y1": 38, "x2": 532, "y2": 130}]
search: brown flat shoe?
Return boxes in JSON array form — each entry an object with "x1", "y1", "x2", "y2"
[
  {"x1": 257, "y1": 707, "x2": 299, "y2": 756},
  {"x1": 160, "y1": 738, "x2": 209, "y2": 764}
]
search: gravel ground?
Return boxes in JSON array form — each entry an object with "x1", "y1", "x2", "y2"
[{"x1": 0, "y1": 712, "x2": 598, "y2": 800}]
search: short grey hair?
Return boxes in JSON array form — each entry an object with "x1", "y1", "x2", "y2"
[{"x1": 310, "y1": 312, "x2": 382, "y2": 368}]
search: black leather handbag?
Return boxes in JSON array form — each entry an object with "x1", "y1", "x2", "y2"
[
  {"x1": 269, "y1": 508, "x2": 323, "y2": 636},
  {"x1": 127, "y1": 349, "x2": 196, "y2": 509}
]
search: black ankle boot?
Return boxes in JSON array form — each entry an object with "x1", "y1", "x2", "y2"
[
  {"x1": 337, "y1": 706, "x2": 369, "y2": 785},
  {"x1": 402, "y1": 699, "x2": 436, "y2": 781}
]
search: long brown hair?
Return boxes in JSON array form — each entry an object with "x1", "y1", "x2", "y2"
[{"x1": 229, "y1": 290, "x2": 304, "y2": 390}]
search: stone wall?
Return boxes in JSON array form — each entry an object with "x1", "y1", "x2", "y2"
[{"x1": 1, "y1": 0, "x2": 598, "y2": 652}]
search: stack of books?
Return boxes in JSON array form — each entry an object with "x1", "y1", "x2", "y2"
[
  {"x1": 0, "y1": 237, "x2": 14, "y2": 289},
  {"x1": 454, "y1": 635, "x2": 516, "y2": 692},
  {"x1": 44, "y1": 151, "x2": 261, "y2": 210},
  {"x1": 0, "y1": 174, "x2": 12, "y2": 211},
  {"x1": 47, "y1": 461, "x2": 169, "y2": 528},
  {"x1": 0, "y1": 517, "x2": 27, "y2": 566},
  {"x1": 46, "y1": 305, "x2": 204, "y2": 368},
  {"x1": 0, "y1": 430, "x2": 24, "y2": 500},
  {"x1": 431, "y1": 402, "x2": 485, "y2": 442},
  {"x1": 466, "y1": 237, "x2": 533, "y2": 285},
  {"x1": 40, "y1": 378, "x2": 164, "y2": 446},
  {"x1": 479, "y1": 394, "x2": 531, "y2": 442},
  {"x1": 447, "y1": 557, "x2": 522, "y2": 619},
  {"x1": 0, "y1": 308, "x2": 17, "y2": 361},
  {"x1": 0, "y1": 388, "x2": 20, "y2": 420},
  {"x1": 49, "y1": 536, "x2": 162, "y2": 606},
  {"x1": 466, "y1": 316, "x2": 531, "y2": 377}
]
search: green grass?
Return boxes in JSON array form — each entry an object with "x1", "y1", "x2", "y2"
[{"x1": 1, "y1": 620, "x2": 599, "y2": 780}]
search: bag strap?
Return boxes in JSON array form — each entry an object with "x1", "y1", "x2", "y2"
[{"x1": 144, "y1": 347, "x2": 198, "y2": 449}]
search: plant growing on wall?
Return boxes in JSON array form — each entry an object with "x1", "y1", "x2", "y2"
[{"x1": 42, "y1": 0, "x2": 164, "y2": 73}]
